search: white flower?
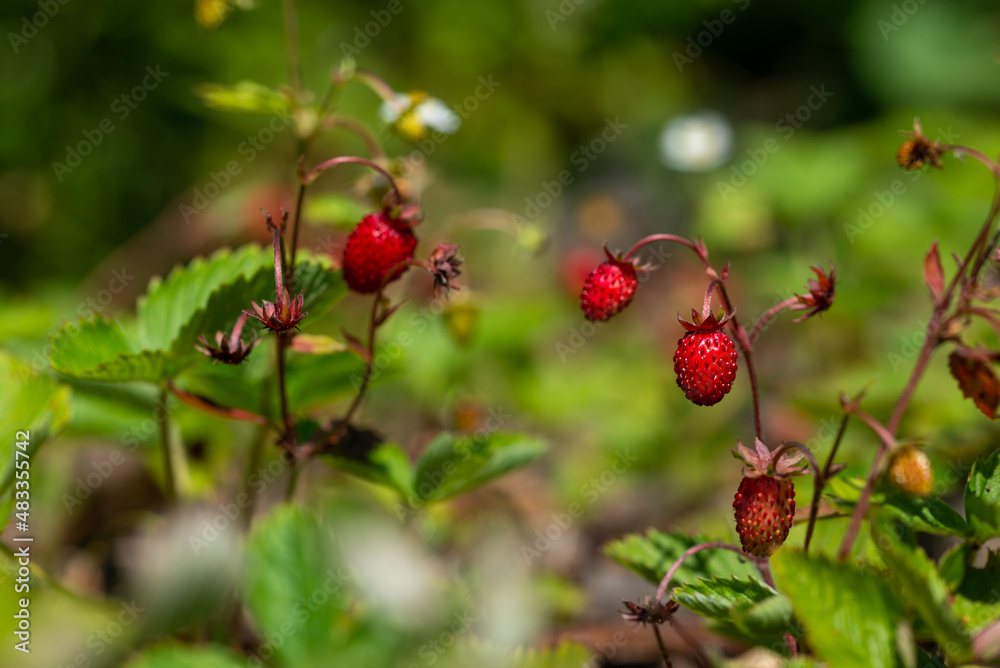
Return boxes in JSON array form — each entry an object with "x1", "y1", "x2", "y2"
[
  {"x1": 379, "y1": 92, "x2": 461, "y2": 139},
  {"x1": 658, "y1": 111, "x2": 733, "y2": 172}
]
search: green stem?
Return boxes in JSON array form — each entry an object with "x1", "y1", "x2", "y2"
[
  {"x1": 158, "y1": 385, "x2": 176, "y2": 503},
  {"x1": 281, "y1": 0, "x2": 302, "y2": 94}
]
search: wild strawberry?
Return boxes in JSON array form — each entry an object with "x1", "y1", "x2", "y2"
[
  {"x1": 580, "y1": 250, "x2": 639, "y2": 322},
  {"x1": 732, "y1": 438, "x2": 806, "y2": 558},
  {"x1": 887, "y1": 444, "x2": 934, "y2": 497},
  {"x1": 673, "y1": 307, "x2": 738, "y2": 406},
  {"x1": 343, "y1": 211, "x2": 418, "y2": 294}
]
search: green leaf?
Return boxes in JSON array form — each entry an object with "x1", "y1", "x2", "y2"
[
  {"x1": 965, "y1": 447, "x2": 1000, "y2": 541},
  {"x1": 827, "y1": 476, "x2": 970, "y2": 538},
  {"x1": 291, "y1": 255, "x2": 348, "y2": 324},
  {"x1": 137, "y1": 245, "x2": 272, "y2": 353},
  {"x1": 244, "y1": 505, "x2": 350, "y2": 668},
  {"x1": 0, "y1": 352, "x2": 72, "y2": 499},
  {"x1": 305, "y1": 192, "x2": 370, "y2": 229},
  {"x1": 195, "y1": 80, "x2": 292, "y2": 115},
  {"x1": 938, "y1": 542, "x2": 968, "y2": 590},
  {"x1": 673, "y1": 576, "x2": 777, "y2": 619},
  {"x1": 953, "y1": 558, "x2": 1000, "y2": 633},
  {"x1": 123, "y1": 644, "x2": 247, "y2": 668},
  {"x1": 603, "y1": 530, "x2": 759, "y2": 587},
  {"x1": 771, "y1": 548, "x2": 904, "y2": 668},
  {"x1": 411, "y1": 432, "x2": 546, "y2": 504},
  {"x1": 871, "y1": 511, "x2": 973, "y2": 662},
  {"x1": 49, "y1": 316, "x2": 174, "y2": 382},
  {"x1": 441, "y1": 641, "x2": 594, "y2": 668},
  {"x1": 286, "y1": 350, "x2": 366, "y2": 413},
  {"x1": 326, "y1": 441, "x2": 413, "y2": 498}
]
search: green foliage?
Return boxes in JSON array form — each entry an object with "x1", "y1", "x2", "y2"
[
  {"x1": 440, "y1": 641, "x2": 594, "y2": 668},
  {"x1": 871, "y1": 512, "x2": 973, "y2": 662},
  {"x1": 194, "y1": 80, "x2": 293, "y2": 116},
  {"x1": 411, "y1": 432, "x2": 547, "y2": 503},
  {"x1": 48, "y1": 246, "x2": 344, "y2": 385},
  {"x1": 965, "y1": 447, "x2": 1000, "y2": 542},
  {"x1": 305, "y1": 192, "x2": 372, "y2": 230},
  {"x1": 603, "y1": 530, "x2": 759, "y2": 587},
  {"x1": 123, "y1": 645, "x2": 247, "y2": 668},
  {"x1": 771, "y1": 549, "x2": 904, "y2": 668},
  {"x1": 826, "y1": 476, "x2": 970, "y2": 538},
  {"x1": 673, "y1": 576, "x2": 793, "y2": 647},
  {"x1": 243, "y1": 505, "x2": 349, "y2": 668},
  {"x1": 326, "y1": 441, "x2": 414, "y2": 498}
]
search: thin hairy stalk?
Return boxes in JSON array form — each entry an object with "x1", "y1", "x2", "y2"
[
  {"x1": 323, "y1": 116, "x2": 387, "y2": 160},
  {"x1": 804, "y1": 413, "x2": 850, "y2": 552},
  {"x1": 669, "y1": 618, "x2": 711, "y2": 668},
  {"x1": 302, "y1": 155, "x2": 404, "y2": 205},
  {"x1": 274, "y1": 335, "x2": 295, "y2": 459},
  {"x1": 280, "y1": 0, "x2": 302, "y2": 94},
  {"x1": 717, "y1": 282, "x2": 764, "y2": 439},
  {"x1": 651, "y1": 625, "x2": 673, "y2": 668},
  {"x1": 287, "y1": 182, "x2": 308, "y2": 289},
  {"x1": 749, "y1": 296, "x2": 800, "y2": 345},
  {"x1": 341, "y1": 286, "x2": 384, "y2": 427},
  {"x1": 157, "y1": 385, "x2": 176, "y2": 503},
  {"x1": 656, "y1": 542, "x2": 763, "y2": 602},
  {"x1": 623, "y1": 233, "x2": 700, "y2": 262},
  {"x1": 837, "y1": 403, "x2": 898, "y2": 559}
]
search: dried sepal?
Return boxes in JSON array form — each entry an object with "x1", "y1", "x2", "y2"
[
  {"x1": 619, "y1": 597, "x2": 679, "y2": 627},
  {"x1": 791, "y1": 265, "x2": 835, "y2": 322},
  {"x1": 732, "y1": 437, "x2": 807, "y2": 478},
  {"x1": 948, "y1": 346, "x2": 1000, "y2": 419},
  {"x1": 428, "y1": 242, "x2": 463, "y2": 297},
  {"x1": 897, "y1": 117, "x2": 945, "y2": 170},
  {"x1": 195, "y1": 312, "x2": 259, "y2": 364}
]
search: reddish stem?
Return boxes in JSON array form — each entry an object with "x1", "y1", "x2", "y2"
[
  {"x1": 655, "y1": 541, "x2": 766, "y2": 602},
  {"x1": 302, "y1": 156, "x2": 403, "y2": 205},
  {"x1": 623, "y1": 233, "x2": 701, "y2": 262},
  {"x1": 749, "y1": 297, "x2": 800, "y2": 345},
  {"x1": 804, "y1": 413, "x2": 850, "y2": 552}
]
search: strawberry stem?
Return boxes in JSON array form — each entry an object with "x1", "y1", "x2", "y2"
[
  {"x1": 749, "y1": 296, "x2": 799, "y2": 345},
  {"x1": 655, "y1": 541, "x2": 768, "y2": 603}
]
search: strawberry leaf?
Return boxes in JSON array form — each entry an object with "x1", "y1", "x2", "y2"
[
  {"x1": 603, "y1": 530, "x2": 759, "y2": 588},
  {"x1": 123, "y1": 645, "x2": 247, "y2": 668},
  {"x1": 964, "y1": 446, "x2": 1000, "y2": 542},
  {"x1": 870, "y1": 511, "x2": 973, "y2": 663},
  {"x1": 771, "y1": 549, "x2": 904, "y2": 668}
]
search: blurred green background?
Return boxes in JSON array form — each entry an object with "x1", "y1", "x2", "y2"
[{"x1": 3, "y1": 0, "x2": 1000, "y2": 664}]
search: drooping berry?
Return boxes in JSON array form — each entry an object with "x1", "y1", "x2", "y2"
[
  {"x1": 887, "y1": 444, "x2": 934, "y2": 497},
  {"x1": 731, "y1": 438, "x2": 806, "y2": 558},
  {"x1": 343, "y1": 211, "x2": 418, "y2": 294},
  {"x1": 733, "y1": 475, "x2": 796, "y2": 558},
  {"x1": 673, "y1": 309, "x2": 738, "y2": 406},
  {"x1": 580, "y1": 253, "x2": 638, "y2": 322}
]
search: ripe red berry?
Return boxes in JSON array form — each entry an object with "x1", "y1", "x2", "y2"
[
  {"x1": 343, "y1": 212, "x2": 418, "y2": 294},
  {"x1": 887, "y1": 445, "x2": 934, "y2": 497},
  {"x1": 733, "y1": 475, "x2": 795, "y2": 558},
  {"x1": 673, "y1": 310, "x2": 737, "y2": 406},
  {"x1": 580, "y1": 257, "x2": 638, "y2": 322}
]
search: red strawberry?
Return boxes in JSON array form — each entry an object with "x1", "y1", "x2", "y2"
[
  {"x1": 887, "y1": 444, "x2": 934, "y2": 497},
  {"x1": 673, "y1": 308, "x2": 737, "y2": 406},
  {"x1": 732, "y1": 438, "x2": 805, "y2": 558},
  {"x1": 343, "y1": 211, "x2": 418, "y2": 294},
  {"x1": 580, "y1": 251, "x2": 639, "y2": 322}
]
